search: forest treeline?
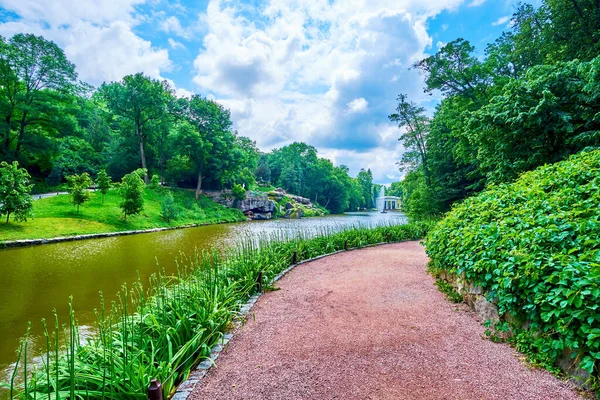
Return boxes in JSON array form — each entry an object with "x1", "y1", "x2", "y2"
[
  {"x1": 393, "y1": 0, "x2": 600, "y2": 218},
  {"x1": 0, "y1": 34, "x2": 379, "y2": 214}
]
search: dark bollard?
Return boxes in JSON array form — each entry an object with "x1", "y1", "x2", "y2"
[
  {"x1": 292, "y1": 251, "x2": 297, "y2": 265},
  {"x1": 344, "y1": 240, "x2": 348, "y2": 250},
  {"x1": 256, "y1": 270, "x2": 263, "y2": 293},
  {"x1": 148, "y1": 379, "x2": 163, "y2": 400},
  {"x1": 386, "y1": 234, "x2": 391, "y2": 243}
]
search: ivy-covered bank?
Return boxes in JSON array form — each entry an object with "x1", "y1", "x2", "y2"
[
  {"x1": 3, "y1": 221, "x2": 432, "y2": 399},
  {"x1": 426, "y1": 150, "x2": 600, "y2": 390}
]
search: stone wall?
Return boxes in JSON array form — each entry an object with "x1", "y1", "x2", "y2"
[{"x1": 438, "y1": 271, "x2": 591, "y2": 385}]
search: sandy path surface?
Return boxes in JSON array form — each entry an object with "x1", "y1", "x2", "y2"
[{"x1": 190, "y1": 241, "x2": 582, "y2": 400}]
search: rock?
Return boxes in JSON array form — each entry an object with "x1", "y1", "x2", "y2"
[
  {"x1": 285, "y1": 202, "x2": 294, "y2": 210},
  {"x1": 473, "y1": 295, "x2": 500, "y2": 322},
  {"x1": 291, "y1": 195, "x2": 310, "y2": 205},
  {"x1": 290, "y1": 208, "x2": 304, "y2": 219},
  {"x1": 253, "y1": 212, "x2": 272, "y2": 220}
]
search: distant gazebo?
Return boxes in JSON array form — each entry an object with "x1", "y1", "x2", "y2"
[
  {"x1": 376, "y1": 195, "x2": 401, "y2": 211},
  {"x1": 376, "y1": 186, "x2": 400, "y2": 211}
]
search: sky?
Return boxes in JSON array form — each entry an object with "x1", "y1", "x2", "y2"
[{"x1": 0, "y1": 0, "x2": 523, "y2": 184}]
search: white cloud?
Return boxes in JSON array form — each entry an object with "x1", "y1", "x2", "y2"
[
  {"x1": 190, "y1": 0, "x2": 464, "y2": 182},
  {"x1": 168, "y1": 38, "x2": 185, "y2": 49},
  {"x1": 347, "y1": 98, "x2": 369, "y2": 113},
  {"x1": 492, "y1": 16, "x2": 511, "y2": 26},
  {"x1": 0, "y1": 0, "x2": 172, "y2": 85},
  {"x1": 468, "y1": 0, "x2": 487, "y2": 6},
  {"x1": 160, "y1": 15, "x2": 191, "y2": 39}
]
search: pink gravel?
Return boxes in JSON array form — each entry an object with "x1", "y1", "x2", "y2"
[{"x1": 190, "y1": 241, "x2": 584, "y2": 400}]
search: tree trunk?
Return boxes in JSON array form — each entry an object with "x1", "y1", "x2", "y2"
[
  {"x1": 6, "y1": 212, "x2": 9, "y2": 223},
  {"x1": 3, "y1": 114, "x2": 12, "y2": 150},
  {"x1": 195, "y1": 171, "x2": 204, "y2": 200},
  {"x1": 136, "y1": 120, "x2": 149, "y2": 183},
  {"x1": 15, "y1": 111, "x2": 27, "y2": 156}
]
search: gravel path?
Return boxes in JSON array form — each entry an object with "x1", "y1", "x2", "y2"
[{"x1": 190, "y1": 241, "x2": 583, "y2": 400}]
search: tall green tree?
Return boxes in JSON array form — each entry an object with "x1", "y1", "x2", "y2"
[
  {"x1": 357, "y1": 168, "x2": 374, "y2": 209},
  {"x1": 0, "y1": 33, "x2": 77, "y2": 160},
  {"x1": 0, "y1": 161, "x2": 33, "y2": 223},
  {"x1": 389, "y1": 94, "x2": 431, "y2": 186},
  {"x1": 99, "y1": 73, "x2": 173, "y2": 183}
]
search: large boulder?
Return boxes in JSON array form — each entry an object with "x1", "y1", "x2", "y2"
[{"x1": 236, "y1": 192, "x2": 276, "y2": 219}]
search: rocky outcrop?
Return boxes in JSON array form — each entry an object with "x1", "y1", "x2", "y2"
[{"x1": 235, "y1": 192, "x2": 276, "y2": 220}]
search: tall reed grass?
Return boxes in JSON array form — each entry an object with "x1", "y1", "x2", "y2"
[{"x1": 2, "y1": 221, "x2": 432, "y2": 399}]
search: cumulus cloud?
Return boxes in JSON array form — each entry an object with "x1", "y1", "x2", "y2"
[
  {"x1": 0, "y1": 0, "x2": 172, "y2": 84},
  {"x1": 347, "y1": 98, "x2": 369, "y2": 113},
  {"x1": 190, "y1": 0, "x2": 466, "y2": 182}
]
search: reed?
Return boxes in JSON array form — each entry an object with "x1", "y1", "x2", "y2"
[{"x1": 2, "y1": 220, "x2": 433, "y2": 399}]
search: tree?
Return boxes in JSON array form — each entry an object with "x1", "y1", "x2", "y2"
[
  {"x1": 0, "y1": 161, "x2": 33, "y2": 223},
  {"x1": 160, "y1": 191, "x2": 177, "y2": 222},
  {"x1": 413, "y1": 38, "x2": 488, "y2": 104},
  {"x1": 66, "y1": 172, "x2": 93, "y2": 213},
  {"x1": 96, "y1": 169, "x2": 111, "y2": 204},
  {"x1": 99, "y1": 73, "x2": 173, "y2": 183},
  {"x1": 255, "y1": 154, "x2": 271, "y2": 184},
  {"x1": 357, "y1": 168, "x2": 374, "y2": 209},
  {"x1": 119, "y1": 170, "x2": 145, "y2": 220},
  {"x1": 149, "y1": 174, "x2": 161, "y2": 190},
  {"x1": 389, "y1": 94, "x2": 431, "y2": 186},
  {"x1": 0, "y1": 34, "x2": 77, "y2": 159}
]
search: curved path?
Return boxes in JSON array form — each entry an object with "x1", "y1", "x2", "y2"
[{"x1": 190, "y1": 242, "x2": 582, "y2": 400}]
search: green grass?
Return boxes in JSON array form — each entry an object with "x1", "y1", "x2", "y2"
[
  {"x1": 0, "y1": 188, "x2": 246, "y2": 242},
  {"x1": 3, "y1": 221, "x2": 434, "y2": 399}
]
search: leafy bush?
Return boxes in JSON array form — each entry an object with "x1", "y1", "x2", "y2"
[
  {"x1": 426, "y1": 150, "x2": 600, "y2": 379},
  {"x1": 232, "y1": 183, "x2": 246, "y2": 201}
]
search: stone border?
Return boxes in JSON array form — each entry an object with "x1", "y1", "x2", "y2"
[
  {"x1": 0, "y1": 220, "x2": 240, "y2": 249},
  {"x1": 170, "y1": 241, "x2": 392, "y2": 400}
]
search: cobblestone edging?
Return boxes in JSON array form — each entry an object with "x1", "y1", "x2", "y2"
[
  {"x1": 0, "y1": 221, "x2": 239, "y2": 249},
  {"x1": 170, "y1": 242, "x2": 391, "y2": 400}
]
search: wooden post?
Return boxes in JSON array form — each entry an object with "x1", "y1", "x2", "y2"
[
  {"x1": 148, "y1": 379, "x2": 163, "y2": 400},
  {"x1": 344, "y1": 240, "x2": 348, "y2": 250},
  {"x1": 256, "y1": 270, "x2": 263, "y2": 293},
  {"x1": 386, "y1": 234, "x2": 391, "y2": 243},
  {"x1": 292, "y1": 251, "x2": 297, "y2": 265}
]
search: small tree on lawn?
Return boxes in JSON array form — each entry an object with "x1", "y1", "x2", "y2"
[
  {"x1": 66, "y1": 172, "x2": 93, "y2": 213},
  {"x1": 119, "y1": 170, "x2": 145, "y2": 221},
  {"x1": 160, "y1": 191, "x2": 177, "y2": 222},
  {"x1": 149, "y1": 174, "x2": 161, "y2": 190},
  {"x1": 96, "y1": 169, "x2": 112, "y2": 204},
  {"x1": 0, "y1": 161, "x2": 33, "y2": 223}
]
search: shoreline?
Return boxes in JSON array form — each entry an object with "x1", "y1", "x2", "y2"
[{"x1": 0, "y1": 219, "x2": 240, "y2": 249}]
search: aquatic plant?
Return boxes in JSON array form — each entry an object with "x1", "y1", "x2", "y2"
[{"x1": 2, "y1": 221, "x2": 432, "y2": 399}]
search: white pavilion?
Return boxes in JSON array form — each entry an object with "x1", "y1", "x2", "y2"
[{"x1": 376, "y1": 187, "x2": 401, "y2": 211}]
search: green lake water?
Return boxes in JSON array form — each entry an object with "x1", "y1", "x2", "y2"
[{"x1": 0, "y1": 212, "x2": 406, "y2": 380}]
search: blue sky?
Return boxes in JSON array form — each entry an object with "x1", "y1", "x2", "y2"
[{"x1": 0, "y1": 0, "x2": 524, "y2": 183}]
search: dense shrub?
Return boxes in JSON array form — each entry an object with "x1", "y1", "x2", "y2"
[{"x1": 426, "y1": 150, "x2": 600, "y2": 379}]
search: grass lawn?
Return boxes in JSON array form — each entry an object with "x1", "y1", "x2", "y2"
[{"x1": 0, "y1": 188, "x2": 246, "y2": 242}]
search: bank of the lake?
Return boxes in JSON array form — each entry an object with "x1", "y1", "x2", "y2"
[
  {"x1": 0, "y1": 188, "x2": 246, "y2": 243},
  {"x1": 0, "y1": 212, "x2": 406, "y2": 386}
]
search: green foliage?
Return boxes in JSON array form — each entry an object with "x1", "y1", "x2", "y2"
[
  {"x1": 5, "y1": 221, "x2": 432, "y2": 399},
  {"x1": 160, "y1": 191, "x2": 178, "y2": 222},
  {"x1": 426, "y1": 151, "x2": 600, "y2": 380},
  {"x1": 0, "y1": 161, "x2": 33, "y2": 223},
  {"x1": 434, "y1": 279, "x2": 463, "y2": 303},
  {"x1": 232, "y1": 183, "x2": 246, "y2": 201},
  {"x1": 119, "y1": 171, "x2": 145, "y2": 220},
  {"x1": 149, "y1": 174, "x2": 161, "y2": 190},
  {"x1": 96, "y1": 169, "x2": 111, "y2": 204},
  {"x1": 66, "y1": 172, "x2": 92, "y2": 213}
]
